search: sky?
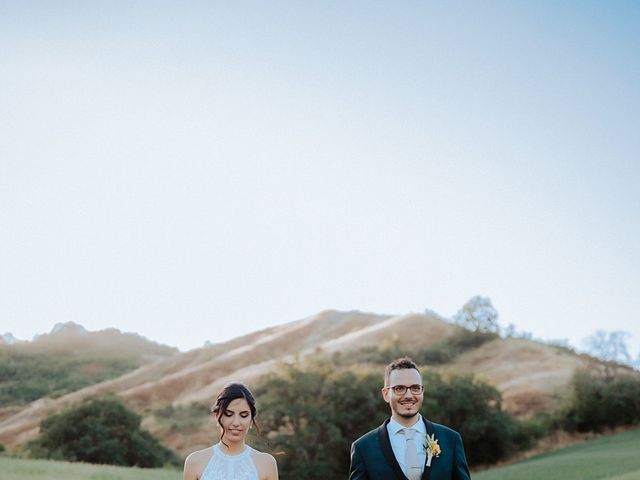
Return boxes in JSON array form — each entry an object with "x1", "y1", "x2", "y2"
[{"x1": 1, "y1": 1, "x2": 639, "y2": 357}]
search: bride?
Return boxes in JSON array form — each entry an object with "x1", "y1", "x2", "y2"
[{"x1": 183, "y1": 382, "x2": 278, "y2": 480}]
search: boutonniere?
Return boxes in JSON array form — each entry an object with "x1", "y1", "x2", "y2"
[{"x1": 423, "y1": 433, "x2": 441, "y2": 467}]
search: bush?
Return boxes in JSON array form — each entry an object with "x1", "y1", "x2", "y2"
[
  {"x1": 414, "y1": 344, "x2": 454, "y2": 365},
  {"x1": 563, "y1": 370, "x2": 640, "y2": 432},
  {"x1": 335, "y1": 328, "x2": 500, "y2": 368},
  {"x1": 153, "y1": 402, "x2": 208, "y2": 433},
  {"x1": 414, "y1": 329, "x2": 499, "y2": 366},
  {"x1": 30, "y1": 396, "x2": 179, "y2": 467},
  {"x1": 421, "y1": 371, "x2": 522, "y2": 465},
  {"x1": 256, "y1": 360, "x2": 389, "y2": 479},
  {"x1": 256, "y1": 360, "x2": 529, "y2": 475},
  {"x1": 0, "y1": 350, "x2": 139, "y2": 407}
]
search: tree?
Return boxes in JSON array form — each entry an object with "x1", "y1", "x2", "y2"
[
  {"x1": 504, "y1": 324, "x2": 517, "y2": 338},
  {"x1": 32, "y1": 396, "x2": 178, "y2": 467},
  {"x1": 563, "y1": 370, "x2": 640, "y2": 432},
  {"x1": 421, "y1": 371, "x2": 523, "y2": 465},
  {"x1": 255, "y1": 359, "x2": 388, "y2": 479},
  {"x1": 584, "y1": 330, "x2": 632, "y2": 379},
  {"x1": 452, "y1": 296, "x2": 500, "y2": 333},
  {"x1": 256, "y1": 358, "x2": 526, "y2": 475}
]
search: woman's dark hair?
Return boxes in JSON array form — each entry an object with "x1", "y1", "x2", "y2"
[{"x1": 211, "y1": 382, "x2": 261, "y2": 447}]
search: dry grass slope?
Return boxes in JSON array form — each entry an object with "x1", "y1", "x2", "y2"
[
  {"x1": 0, "y1": 310, "x2": 614, "y2": 456},
  {"x1": 0, "y1": 310, "x2": 388, "y2": 452},
  {"x1": 451, "y1": 338, "x2": 593, "y2": 415}
]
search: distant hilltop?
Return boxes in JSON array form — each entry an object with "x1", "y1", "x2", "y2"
[
  {"x1": 0, "y1": 332, "x2": 22, "y2": 344},
  {"x1": 1, "y1": 321, "x2": 91, "y2": 343},
  {"x1": 49, "y1": 321, "x2": 88, "y2": 336},
  {"x1": 1, "y1": 321, "x2": 174, "y2": 350}
]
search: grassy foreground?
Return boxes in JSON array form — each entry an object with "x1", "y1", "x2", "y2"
[
  {"x1": 474, "y1": 428, "x2": 640, "y2": 480},
  {"x1": 0, "y1": 457, "x2": 180, "y2": 480},
  {"x1": 3, "y1": 428, "x2": 639, "y2": 480}
]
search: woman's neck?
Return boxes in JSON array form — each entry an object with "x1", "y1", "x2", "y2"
[{"x1": 219, "y1": 439, "x2": 246, "y2": 456}]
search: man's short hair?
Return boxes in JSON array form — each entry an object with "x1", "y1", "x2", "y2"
[{"x1": 384, "y1": 356, "x2": 420, "y2": 385}]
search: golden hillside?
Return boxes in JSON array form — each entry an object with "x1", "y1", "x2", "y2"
[{"x1": 0, "y1": 310, "x2": 602, "y2": 455}]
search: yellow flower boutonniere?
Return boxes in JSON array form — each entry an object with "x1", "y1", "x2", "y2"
[{"x1": 423, "y1": 433, "x2": 441, "y2": 467}]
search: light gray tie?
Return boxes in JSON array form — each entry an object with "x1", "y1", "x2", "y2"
[{"x1": 404, "y1": 428, "x2": 422, "y2": 480}]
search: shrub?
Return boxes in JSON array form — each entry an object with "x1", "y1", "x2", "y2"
[
  {"x1": 0, "y1": 350, "x2": 139, "y2": 407},
  {"x1": 30, "y1": 396, "x2": 179, "y2": 467},
  {"x1": 256, "y1": 360, "x2": 389, "y2": 479},
  {"x1": 563, "y1": 370, "x2": 640, "y2": 432},
  {"x1": 153, "y1": 402, "x2": 208, "y2": 432},
  {"x1": 256, "y1": 360, "x2": 528, "y2": 475},
  {"x1": 446, "y1": 328, "x2": 499, "y2": 352},
  {"x1": 336, "y1": 328, "x2": 500, "y2": 368},
  {"x1": 421, "y1": 371, "x2": 521, "y2": 465},
  {"x1": 414, "y1": 329, "x2": 499, "y2": 366}
]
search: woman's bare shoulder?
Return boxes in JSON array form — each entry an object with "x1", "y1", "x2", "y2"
[
  {"x1": 186, "y1": 446, "x2": 215, "y2": 462},
  {"x1": 251, "y1": 449, "x2": 278, "y2": 479},
  {"x1": 183, "y1": 447, "x2": 214, "y2": 480}
]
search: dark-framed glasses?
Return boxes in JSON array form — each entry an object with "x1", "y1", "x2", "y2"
[{"x1": 386, "y1": 384, "x2": 424, "y2": 396}]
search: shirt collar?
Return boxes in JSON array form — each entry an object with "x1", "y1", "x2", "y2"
[{"x1": 388, "y1": 414, "x2": 425, "y2": 435}]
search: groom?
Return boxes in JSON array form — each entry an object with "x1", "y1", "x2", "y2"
[{"x1": 349, "y1": 357, "x2": 471, "y2": 480}]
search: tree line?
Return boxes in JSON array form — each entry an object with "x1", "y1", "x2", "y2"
[{"x1": 3, "y1": 354, "x2": 637, "y2": 478}]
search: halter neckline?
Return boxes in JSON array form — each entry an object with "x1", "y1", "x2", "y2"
[{"x1": 214, "y1": 443, "x2": 251, "y2": 458}]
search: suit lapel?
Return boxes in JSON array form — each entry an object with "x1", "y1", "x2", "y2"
[
  {"x1": 421, "y1": 418, "x2": 435, "y2": 480},
  {"x1": 377, "y1": 419, "x2": 408, "y2": 480}
]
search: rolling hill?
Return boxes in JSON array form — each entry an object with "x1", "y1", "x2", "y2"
[
  {"x1": 0, "y1": 310, "x2": 613, "y2": 455},
  {"x1": 0, "y1": 322, "x2": 177, "y2": 414}
]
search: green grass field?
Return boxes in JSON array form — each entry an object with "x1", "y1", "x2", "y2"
[
  {"x1": 474, "y1": 428, "x2": 640, "y2": 480},
  {"x1": 0, "y1": 457, "x2": 180, "y2": 480},
  {"x1": 2, "y1": 428, "x2": 639, "y2": 480}
]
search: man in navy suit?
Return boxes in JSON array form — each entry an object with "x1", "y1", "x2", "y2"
[{"x1": 349, "y1": 357, "x2": 471, "y2": 480}]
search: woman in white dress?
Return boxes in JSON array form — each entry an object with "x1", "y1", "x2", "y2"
[{"x1": 183, "y1": 382, "x2": 278, "y2": 480}]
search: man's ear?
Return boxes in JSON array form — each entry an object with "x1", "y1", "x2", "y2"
[{"x1": 381, "y1": 387, "x2": 390, "y2": 404}]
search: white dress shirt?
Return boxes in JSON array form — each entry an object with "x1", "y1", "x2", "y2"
[{"x1": 386, "y1": 414, "x2": 427, "y2": 477}]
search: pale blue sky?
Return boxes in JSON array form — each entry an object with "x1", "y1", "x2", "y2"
[{"x1": 1, "y1": 1, "x2": 639, "y2": 355}]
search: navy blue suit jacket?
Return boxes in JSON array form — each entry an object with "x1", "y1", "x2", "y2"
[{"x1": 349, "y1": 418, "x2": 471, "y2": 480}]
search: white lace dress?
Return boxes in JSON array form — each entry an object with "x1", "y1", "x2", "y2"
[{"x1": 200, "y1": 443, "x2": 259, "y2": 480}]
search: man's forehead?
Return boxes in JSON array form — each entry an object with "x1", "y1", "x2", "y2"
[{"x1": 388, "y1": 368, "x2": 421, "y2": 383}]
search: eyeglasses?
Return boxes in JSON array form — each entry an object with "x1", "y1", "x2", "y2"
[{"x1": 385, "y1": 384, "x2": 424, "y2": 396}]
